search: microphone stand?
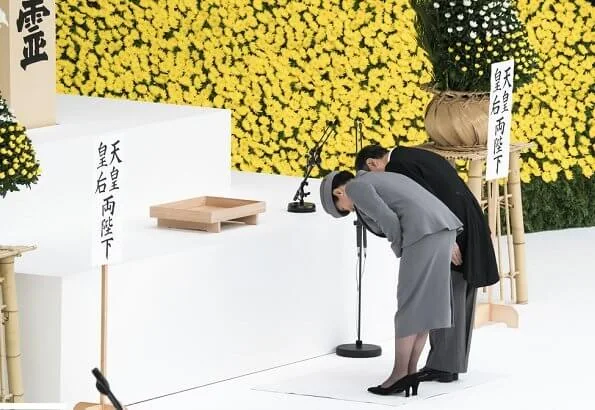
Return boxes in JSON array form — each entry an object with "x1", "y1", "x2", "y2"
[
  {"x1": 336, "y1": 119, "x2": 382, "y2": 358},
  {"x1": 287, "y1": 120, "x2": 338, "y2": 213}
]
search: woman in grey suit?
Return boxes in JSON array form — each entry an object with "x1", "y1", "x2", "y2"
[{"x1": 319, "y1": 170, "x2": 463, "y2": 397}]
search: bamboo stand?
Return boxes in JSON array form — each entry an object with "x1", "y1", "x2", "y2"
[
  {"x1": 75, "y1": 265, "x2": 117, "y2": 410},
  {"x1": 419, "y1": 143, "x2": 533, "y2": 328},
  {"x1": 0, "y1": 245, "x2": 35, "y2": 403}
]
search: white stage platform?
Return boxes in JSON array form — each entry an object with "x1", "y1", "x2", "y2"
[
  {"x1": 1, "y1": 94, "x2": 232, "y2": 275},
  {"x1": 1, "y1": 97, "x2": 398, "y2": 404},
  {"x1": 100, "y1": 227, "x2": 595, "y2": 410}
]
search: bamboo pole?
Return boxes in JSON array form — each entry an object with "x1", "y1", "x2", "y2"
[
  {"x1": 495, "y1": 182, "x2": 505, "y2": 302},
  {"x1": 468, "y1": 159, "x2": 487, "y2": 293},
  {"x1": 503, "y1": 182, "x2": 517, "y2": 303},
  {"x1": 468, "y1": 159, "x2": 483, "y2": 204},
  {"x1": 0, "y1": 257, "x2": 23, "y2": 402},
  {"x1": 487, "y1": 180, "x2": 499, "y2": 304},
  {"x1": 507, "y1": 152, "x2": 528, "y2": 304},
  {"x1": 0, "y1": 278, "x2": 9, "y2": 401}
]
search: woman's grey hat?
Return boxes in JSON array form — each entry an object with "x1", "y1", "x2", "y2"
[{"x1": 319, "y1": 171, "x2": 349, "y2": 218}]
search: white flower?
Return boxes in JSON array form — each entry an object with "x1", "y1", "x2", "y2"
[
  {"x1": 463, "y1": 0, "x2": 472, "y2": 6},
  {"x1": 502, "y1": 26, "x2": 508, "y2": 32},
  {"x1": 433, "y1": 2, "x2": 440, "y2": 8},
  {"x1": 468, "y1": 9, "x2": 474, "y2": 13},
  {"x1": 501, "y1": 20, "x2": 506, "y2": 25},
  {"x1": 482, "y1": 22, "x2": 488, "y2": 28},
  {"x1": 450, "y1": 1, "x2": 456, "y2": 6},
  {"x1": 492, "y1": 29, "x2": 499, "y2": 35},
  {"x1": 470, "y1": 20, "x2": 478, "y2": 27},
  {"x1": 445, "y1": 12, "x2": 452, "y2": 18},
  {"x1": 484, "y1": 16, "x2": 490, "y2": 21},
  {"x1": 480, "y1": 10, "x2": 486, "y2": 15},
  {"x1": 458, "y1": 14, "x2": 464, "y2": 20},
  {"x1": 0, "y1": 7, "x2": 8, "y2": 27},
  {"x1": 508, "y1": 24, "x2": 515, "y2": 30},
  {"x1": 448, "y1": 27, "x2": 454, "y2": 33},
  {"x1": 489, "y1": 1, "x2": 496, "y2": 7},
  {"x1": 456, "y1": 26, "x2": 464, "y2": 31},
  {"x1": 470, "y1": 31, "x2": 477, "y2": 39},
  {"x1": 503, "y1": 1, "x2": 510, "y2": 7},
  {"x1": 491, "y1": 13, "x2": 497, "y2": 18}
]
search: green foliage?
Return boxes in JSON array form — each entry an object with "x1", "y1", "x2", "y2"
[{"x1": 522, "y1": 166, "x2": 594, "y2": 233}]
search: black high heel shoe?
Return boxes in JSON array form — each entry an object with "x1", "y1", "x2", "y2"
[{"x1": 367, "y1": 373, "x2": 420, "y2": 397}]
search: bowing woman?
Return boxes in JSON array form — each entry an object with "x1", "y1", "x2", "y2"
[
  {"x1": 319, "y1": 170, "x2": 463, "y2": 397},
  {"x1": 355, "y1": 144, "x2": 500, "y2": 383}
]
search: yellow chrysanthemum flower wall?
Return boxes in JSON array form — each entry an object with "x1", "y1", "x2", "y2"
[{"x1": 56, "y1": 0, "x2": 594, "y2": 182}]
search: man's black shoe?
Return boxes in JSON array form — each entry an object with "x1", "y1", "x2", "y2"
[{"x1": 418, "y1": 367, "x2": 459, "y2": 383}]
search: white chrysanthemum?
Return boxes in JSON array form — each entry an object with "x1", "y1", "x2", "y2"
[
  {"x1": 470, "y1": 20, "x2": 478, "y2": 27},
  {"x1": 456, "y1": 26, "x2": 464, "y2": 31},
  {"x1": 484, "y1": 16, "x2": 490, "y2": 21},
  {"x1": 491, "y1": 13, "x2": 497, "y2": 18},
  {"x1": 502, "y1": 26, "x2": 508, "y2": 32},
  {"x1": 479, "y1": 10, "x2": 486, "y2": 15},
  {"x1": 448, "y1": 27, "x2": 454, "y2": 33},
  {"x1": 468, "y1": 9, "x2": 474, "y2": 13},
  {"x1": 463, "y1": 0, "x2": 472, "y2": 6},
  {"x1": 433, "y1": 2, "x2": 440, "y2": 8},
  {"x1": 492, "y1": 29, "x2": 499, "y2": 35},
  {"x1": 489, "y1": 1, "x2": 496, "y2": 7},
  {"x1": 503, "y1": 1, "x2": 510, "y2": 8},
  {"x1": 470, "y1": 31, "x2": 477, "y2": 39},
  {"x1": 450, "y1": 1, "x2": 456, "y2": 6},
  {"x1": 482, "y1": 22, "x2": 488, "y2": 28},
  {"x1": 445, "y1": 12, "x2": 452, "y2": 18},
  {"x1": 458, "y1": 14, "x2": 464, "y2": 20}
]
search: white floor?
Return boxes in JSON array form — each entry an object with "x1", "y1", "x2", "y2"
[{"x1": 107, "y1": 227, "x2": 595, "y2": 410}]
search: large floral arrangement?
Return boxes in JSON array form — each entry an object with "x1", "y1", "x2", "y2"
[
  {"x1": 55, "y1": 0, "x2": 593, "y2": 185},
  {"x1": 0, "y1": 94, "x2": 42, "y2": 198},
  {"x1": 410, "y1": 0, "x2": 540, "y2": 91}
]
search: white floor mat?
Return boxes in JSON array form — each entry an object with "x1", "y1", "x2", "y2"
[{"x1": 254, "y1": 358, "x2": 503, "y2": 407}]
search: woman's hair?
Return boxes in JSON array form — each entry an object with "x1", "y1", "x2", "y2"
[
  {"x1": 331, "y1": 170, "x2": 355, "y2": 202},
  {"x1": 354, "y1": 145, "x2": 389, "y2": 171}
]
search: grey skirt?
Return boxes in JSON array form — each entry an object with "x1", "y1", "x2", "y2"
[{"x1": 394, "y1": 229, "x2": 456, "y2": 337}]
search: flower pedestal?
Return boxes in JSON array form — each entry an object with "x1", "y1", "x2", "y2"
[
  {"x1": 424, "y1": 89, "x2": 491, "y2": 148},
  {"x1": 0, "y1": 245, "x2": 35, "y2": 403}
]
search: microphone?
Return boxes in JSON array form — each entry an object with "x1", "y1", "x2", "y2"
[
  {"x1": 287, "y1": 118, "x2": 338, "y2": 213},
  {"x1": 92, "y1": 368, "x2": 124, "y2": 410}
]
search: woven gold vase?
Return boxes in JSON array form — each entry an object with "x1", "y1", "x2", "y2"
[{"x1": 424, "y1": 89, "x2": 490, "y2": 148}]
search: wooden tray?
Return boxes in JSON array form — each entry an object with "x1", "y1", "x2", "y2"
[{"x1": 150, "y1": 196, "x2": 266, "y2": 233}]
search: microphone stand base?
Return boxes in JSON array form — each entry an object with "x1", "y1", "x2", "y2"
[
  {"x1": 287, "y1": 201, "x2": 316, "y2": 213},
  {"x1": 336, "y1": 342, "x2": 382, "y2": 358}
]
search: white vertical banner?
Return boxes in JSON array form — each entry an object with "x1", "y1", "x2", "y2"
[
  {"x1": 486, "y1": 59, "x2": 515, "y2": 181},
  {"x1": 92, "y1": 133, "x2": 125, "y2": 266}
]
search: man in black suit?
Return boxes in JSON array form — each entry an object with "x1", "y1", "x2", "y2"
[{"x1": 355, "y1": 144, "x2": 499, "y2": 383}]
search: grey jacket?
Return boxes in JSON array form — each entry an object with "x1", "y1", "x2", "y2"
[{"x1": 345, "y1": 171, "x2": 463, "y2": 257}]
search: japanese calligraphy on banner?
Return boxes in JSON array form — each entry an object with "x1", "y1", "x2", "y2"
[
  {"x1": 92, "y1": 134, "x2": 124, "y2": 266},
  {"x1": 16, "y1": 0, "x2": 50, "y2": 70},
  {"x1": 0, "y1": 0, "x2": 55, "y2": 128},
  {"x1": 486, "y1": 60, "x2": 515, "y2": 181}
]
